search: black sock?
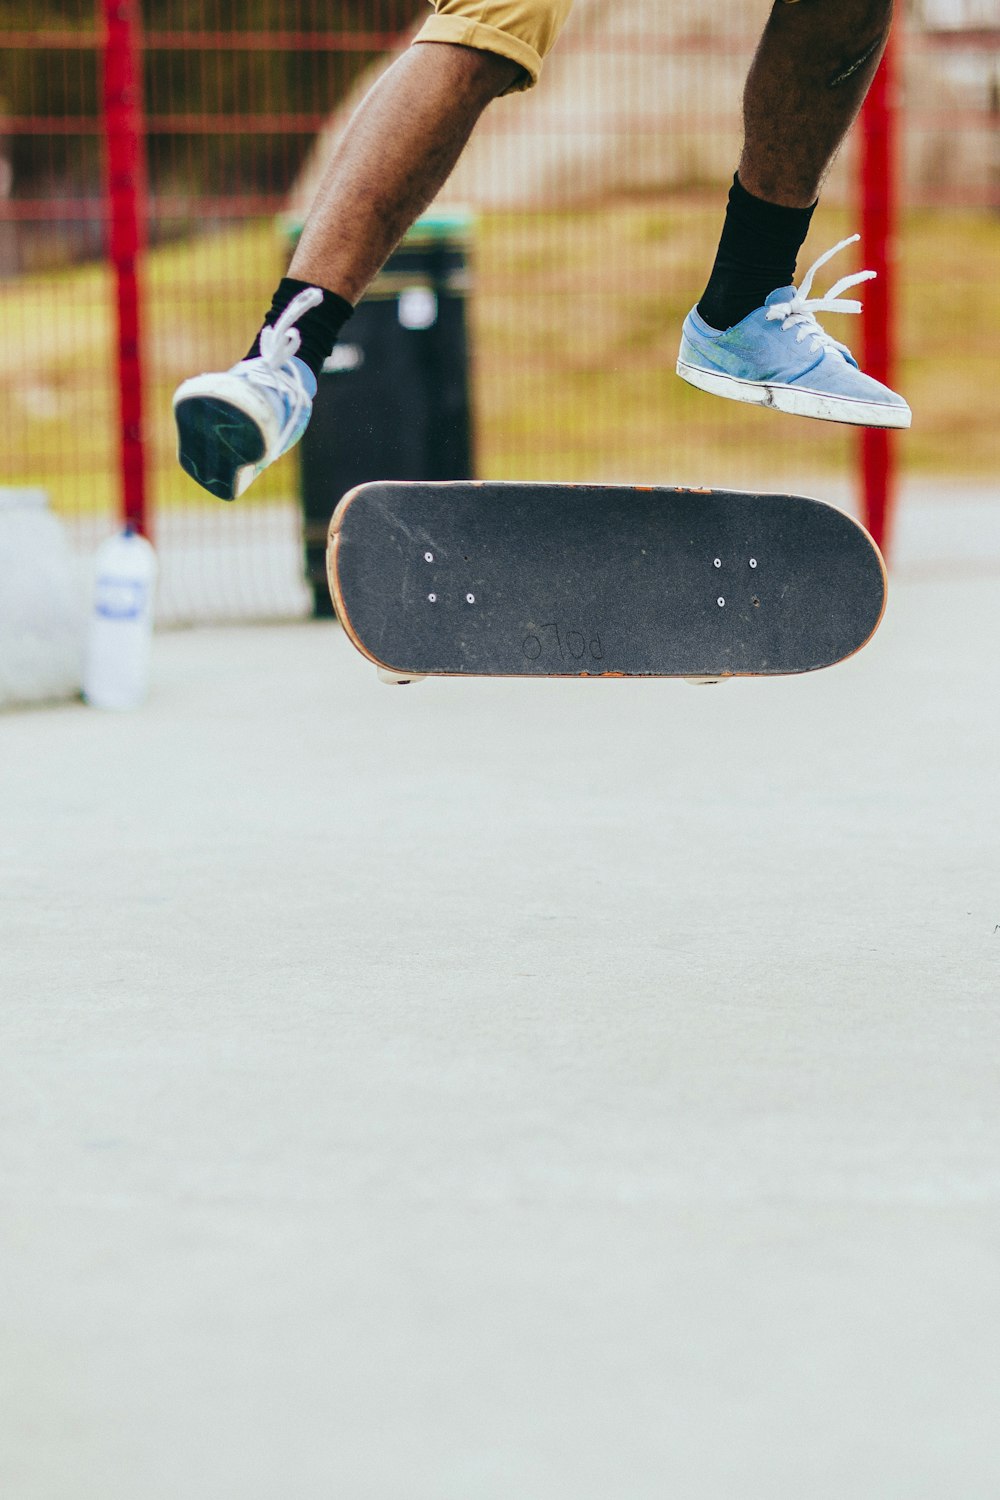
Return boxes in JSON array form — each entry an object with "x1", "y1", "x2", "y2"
[
  {"x1": 697, "y1": 174, "x2": 817, "y2": 332},
  {"x1": 245, "y1": 277, "x2": 354, "y2": 379}
]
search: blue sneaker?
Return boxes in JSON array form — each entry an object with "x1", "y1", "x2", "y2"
[
  {"x1": 677, "y1": 236, "x2": 911, "y2": 429},
  {"x1": 173, "y1": 287, "x2": 323, "y2": 499}
]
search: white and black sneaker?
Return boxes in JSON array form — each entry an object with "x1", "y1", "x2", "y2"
[{"x1": 173, "y1": 287, "x2": 323, "y2": 500}]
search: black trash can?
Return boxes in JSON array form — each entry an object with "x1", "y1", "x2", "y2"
[{"x1": 292, "y1": 210, "x2": 475, "y2": 616}]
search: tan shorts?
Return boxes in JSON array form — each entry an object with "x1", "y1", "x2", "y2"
[
  {"x1": 413, "y1": 0, "x2": 575, "y2": 92},
  {"x1": 414, "y1": 0, "x2": 801, "y2": 93}
]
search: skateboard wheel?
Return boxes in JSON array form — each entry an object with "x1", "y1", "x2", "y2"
[{"x1": 376, "y1": 668, "x2": 428, "y2": 686}]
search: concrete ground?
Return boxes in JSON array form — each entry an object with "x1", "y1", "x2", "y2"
[{"x1": 2, "y1": 567, "x2": 999, "y2": 1498}]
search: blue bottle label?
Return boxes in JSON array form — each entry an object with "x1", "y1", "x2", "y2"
[{"x1": 95, "y1": 576, "x2": 146, "y2": 620}]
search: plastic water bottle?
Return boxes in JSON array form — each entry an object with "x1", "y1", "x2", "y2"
[{"x1": 82, "y1": 526, "x2": 158, "y2": 710}]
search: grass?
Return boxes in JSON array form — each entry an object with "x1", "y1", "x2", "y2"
[
  {"x1": 473, "y1": 200, "x2": 1000, "y2": 487},
  {"x1": 1, "y1": 198, "x2": 997, "y2": 523}
]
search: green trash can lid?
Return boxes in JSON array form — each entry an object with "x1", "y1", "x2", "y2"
[
  {"x1": 281, "y1": 206, "x2": 473, "y2": 247},
  {"x1": 404, "y1": 208, "x2": 474, "y2": 242}
]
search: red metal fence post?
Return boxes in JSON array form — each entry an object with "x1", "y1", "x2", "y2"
[
  {"x1": 102, "y1": 0, "x2": 149, "y2": 536},
  {"x1": 858, "y1": 29, "x2": 900, "y2": 557}
]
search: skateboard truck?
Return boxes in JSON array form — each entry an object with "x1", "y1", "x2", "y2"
[{"x1": 376, "y1": 666, "x2": 727, "y2": 686}]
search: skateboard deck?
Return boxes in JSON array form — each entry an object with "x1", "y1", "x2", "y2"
[{"x1": 327, "y1": 481, "x2": 887, "y2": 681}]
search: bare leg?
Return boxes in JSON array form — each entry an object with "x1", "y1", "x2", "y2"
[
  {"x1": 290, "y1": 44, "x2": 522, "y2": 303},
  {"x1": 740, "y1": 0, "x2": 894, "y2": 208}
]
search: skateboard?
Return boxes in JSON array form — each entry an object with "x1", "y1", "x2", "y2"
[{"x1": 326, "y1": 481, "x2": 887, "y2": 683}]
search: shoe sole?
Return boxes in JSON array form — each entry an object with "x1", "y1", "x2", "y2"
[
  {"x1": 173, "y1": 392, "x2": 268, "y2": 501},
  {"x1": 676, "y1": 358, "x2": 912, "y2": 430}
]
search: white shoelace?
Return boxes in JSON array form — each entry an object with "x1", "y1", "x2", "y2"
[
  {"x1": 238, "y1": 285, "x2": 324, "y2": 452},
  {"x1": 765, "y1": 234, "x2": 875, "y2": 357}
]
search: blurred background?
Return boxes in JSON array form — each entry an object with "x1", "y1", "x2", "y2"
[{"x1": 1, "y1": 0, "x2": 997, "y2": 623}]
